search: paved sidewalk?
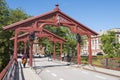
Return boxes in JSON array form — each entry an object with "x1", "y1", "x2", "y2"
[
  {"x1": 22, "y1": 67, "x2": 41, "y2": 80},
  {"x1": 82, "y1": 65, "x2": 120, "y2": 78},
  {"x1": 54, "y1": 59, "x2": 120, "y2": 78},
  {"x1": 18, "y1": 59, "x2": 42, "y2": 80}
]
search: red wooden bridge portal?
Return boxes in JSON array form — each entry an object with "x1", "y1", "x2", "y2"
[{"x1": 3, "y1": 4, "x2": 98, "y2": 67}]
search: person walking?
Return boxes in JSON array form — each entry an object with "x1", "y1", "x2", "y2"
[
  {"x1": 66, "y1": 54, "x2": 69, "y2": 61},
  {"x1": 48, "y1": 53, "x2": 52, "y2": 61},
  {"x1": 66, "y1": 54, "x2": 71, "y2": 65},
  {"x1": 22, "y1": 54, "x2": 27, "y2": 68},
  {"x1": 61, "y1": 53, "x2": 64, "y2": 61}
]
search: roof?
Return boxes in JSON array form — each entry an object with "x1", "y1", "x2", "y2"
[{"x1": 3, "y1": 5, "x2": 98, "y2": 35}]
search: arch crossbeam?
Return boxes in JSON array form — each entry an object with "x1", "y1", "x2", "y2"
[{"x1": 10, "y1": 29, "x2": 66, "y2": 43}]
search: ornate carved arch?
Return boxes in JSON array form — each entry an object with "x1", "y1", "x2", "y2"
[{"x1": 3, "y1": 5, "x2": 98, "y2": 66}]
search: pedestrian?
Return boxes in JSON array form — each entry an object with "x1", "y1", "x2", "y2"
[
  {"x1": 48, "y1": 53, "x2": 52, "y2": 61},
  {"x1": 66, "y1": 54, "x2": 71, "y2": 65},
  {"x1": 66, "y1": 54, "x2": 70, "y2": 62},
  {"x1": 61, "y1": 53, "x2": 64, "y2": 61},
  {"x1": 22, "y1": 54, "x2": 27, "y2": 68}
]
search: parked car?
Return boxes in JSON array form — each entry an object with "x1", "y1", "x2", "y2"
[{"x1": 33, "y1": 54, "x2": 40, "y2": 58}]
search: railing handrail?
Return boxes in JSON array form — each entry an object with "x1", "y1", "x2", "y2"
[
  {"x1": 0, "y1": 57, "x2": 16, "y2": 80},
  {"x1": 106, "y1": 58, "x2": 120, "y2": 60},
  {"x1": 92, "y1": 57, "x2": 120, "y2": 71}
]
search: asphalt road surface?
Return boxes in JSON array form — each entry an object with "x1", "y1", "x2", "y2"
[{"x1": 32, "y1": 58, "x2": 120, "y2": 80}]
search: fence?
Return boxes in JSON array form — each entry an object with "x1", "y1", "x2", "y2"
[
  {"x1": 92, "y1": 56, "x2": 120, "y2": 71},
  {"x1": 0, "y1": 58, "x2": 17, "y2": 80},
  {"x1": 55, "y1": 55, "x2": 120, "y2": 70}
]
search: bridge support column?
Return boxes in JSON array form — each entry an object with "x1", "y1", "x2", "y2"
[
  {"x1": 88, "y1": 35, "x2": 92, "y2": 65},
  {"x1": 30, "y1": 42, "x2": 33, "y2": 67},
  {"x1": 77, "y1": 42, "x2": 81, "y2": 64},
  {"x1": 14, "y1": 30, "x2": 18, "y2": 61},
  {"x1": 24, "y1": 41, "x2": 27, "y2": 54},
  {"x1": 53, "y1": 42, "x2": 56, "y2": 60},
  {"x1": 60, "y1": 43, "x2": 63, "y2": 61}
]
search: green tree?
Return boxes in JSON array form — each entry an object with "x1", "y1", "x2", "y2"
[
  {"x1": 0, "y1": 0, "x2": 10, "y2": 72},
  {"x1": 44, "y1": 25, "x2": 78, "y2": 55},
  {"x1": 8, "y1": 8, "x2": 31, "y2": 24},
  {"x1": 0, "y1": 0, "x2": 9, "y2": 27},
  {"x1": 101, "y1": 31, "x2": 120, "y2": 58},
  {"x1": 0, "y1": 0, "x2": 31, "y2": 72}
]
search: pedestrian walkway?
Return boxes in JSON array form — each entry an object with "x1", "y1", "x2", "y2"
[{"x1": 17, "y1": 59, "x2": 42, "y2": 80}]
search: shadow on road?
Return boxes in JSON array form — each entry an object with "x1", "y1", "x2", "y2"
[
  {"x1": 33, "y1": 64, "x2": 68, "y2": 69},
  {"x1": 33, "y1": 63, "x2": 69, "y2": 75}
]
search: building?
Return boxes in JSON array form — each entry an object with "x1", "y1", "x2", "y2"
[{"x1": 82, "y1": 28, "x2": 120, "y2": 56}]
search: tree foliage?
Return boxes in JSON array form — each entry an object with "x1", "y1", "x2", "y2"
[
  {"x1": 44, "y1": 25, "x2": 78, "y2": 55},
  {"x1": 100, "y1": 31, "x2": 120, "y2": 58},
  {"x1": 0, "y1": 0, "x2": 31, "y2": 72}
]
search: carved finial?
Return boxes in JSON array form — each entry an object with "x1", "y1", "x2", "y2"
[
  {"x1": 54, "y1": 4, "x2": 60, "y2": 11},
  {"x1": 56, "y1": 4, "x2": 59, "y2": 7}
]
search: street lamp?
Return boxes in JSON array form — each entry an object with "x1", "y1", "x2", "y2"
[
  {"x1": 29, "y1": 31, "x2": 36, "y2": 41},
  {"x1": 76, "y1": 33, "x2": 82, "y2": 43}
]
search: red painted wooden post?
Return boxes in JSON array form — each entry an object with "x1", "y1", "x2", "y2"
[
  {"x1": 53, "y1": 42, "x2": 56, "y2": 60},
  {"x1": 60, "y1": 42, "x2": 62, "y2": 61},
  {"x1": 29, "y1": 42, "x2": 33, "y2": 67},
  {"x1": 14, "y1": 30, "x2": 18, "y2": 61},
  {"x1": 24, "y1": 41, "x2": 27, "y2": 54},
  {"x1": 88, "y1": 35, "x2": 92, "y2": 65},
  {"x1": 77, "y1": 42, "x2": 81, "y2": 64}
]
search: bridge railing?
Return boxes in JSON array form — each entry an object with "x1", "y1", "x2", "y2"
[
  {"x1": 92, "y1": 57, "x2": 120, "y2": 71},
  {"x1": 0, "y1": 57, "x2": 17, "y2": 80}
]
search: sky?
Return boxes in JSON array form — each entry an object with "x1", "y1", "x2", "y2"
[{"x1": 6, "y1": 0, "x2": 120, "y2": 32}]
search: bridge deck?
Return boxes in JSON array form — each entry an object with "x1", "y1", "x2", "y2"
[{"x1": 16, "y1": 58, "x2": 120, "y2": 80}]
